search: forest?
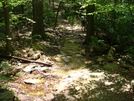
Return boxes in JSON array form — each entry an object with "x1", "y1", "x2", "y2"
[{"x1": 0, "y1": 0, "x2": 134, "y2": 101}]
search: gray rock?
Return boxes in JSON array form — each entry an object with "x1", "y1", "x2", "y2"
[
  {"x1": 24, "y1": 79, "x2": 41, "y2": 84},
  {"x1": 61, "y1": 57, "x2": 71, "y2": 63},
  {"x1": 33, "y1": 66, "x2": 53, "y2": 72},
  {"x1": 23, "y1": 65, "x2": 36, "y2": 73},
  {"x1": 130, "y1": 80, "x2": 134, "y2": 92}
]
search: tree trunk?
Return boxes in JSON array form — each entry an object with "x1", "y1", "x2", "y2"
[
  {"x1": 53, "y1": 1, "x2": 63, "y2": 29},
  {"x1": 52, "y1": 0, "x2": 55, "y2": 12},
  {"x1": 2, "y1": 1, "x2": 12, "y2": 53},
  {"x1": 21, "y1": 4, "x2": 24, "y2": 14},
  {"x1": 84, "y1": 4, "x2": 95, "y2": 44},
  {"x1": 32, "y1": 0, "x2": 46, "y2": 39}
]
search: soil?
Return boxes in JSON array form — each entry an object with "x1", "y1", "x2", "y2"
[{"x1": 1, "y1": 20, "x2": 134, "y2": 101}]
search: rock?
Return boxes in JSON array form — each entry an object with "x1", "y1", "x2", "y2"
[
  {"x1": 32, "y1": 66, "x2": 53, "y2": 72},
  {"x1": 15, "y1": 72, "x2": 26, "y2": 77},
  {"x1": 96, "y1": 58, "x2": 105, "y2": 64},
  {"x1": 23, "y1": 65, "x2": 36, "y2": 73},
  {"x1": 107, "y1": 46, "x2": 116, "y2": 62},
  {"x1": 24, "y1": 79, "x2": 41, "y2": 84},
  {"x1": 32, "y1": 53, "x2": 41, "y2": 60},
  {"x1": 130, "y1": 80, "x2": 134, "y2": 92},
  {"x1": 53, "y1": 56, "x2": 62, "y2": 62},
  {"x1": 61, "y1": 56, "x2": 71, "y2": 63},
  {"x1": 85, "y1": 60, "x2": 94, "y2": 65},
  {"x1": 97, "y1": 58, "x2": 104, "y2": 62},
  {"x1": 69, "y1": 40, "x2": 75, "y2": 43},
  {"x1": 75, "y1": 54, "x2": 82, "y2": 57},
  {"x1": 91, "y1": 65, "x2": 100, "y2": 69},
  {"x1": 81, "y1": 49, "x2": 86, "y2": 56}
]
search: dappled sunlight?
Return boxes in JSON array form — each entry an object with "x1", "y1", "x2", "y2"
[
  {"x1": 58, "y1": 21, "x2": 81, "y2": 31},
  {"x1": 52, "y1": 68, "x2": 132, "y2": 100},
  {"x1": 3, "y1": 23, "x2": 133, "y2": 100},
  {"x1": 0, "y1": 0, "x2": 133, "y2": 100}
]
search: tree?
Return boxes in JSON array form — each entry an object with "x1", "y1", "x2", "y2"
[
  {"x1": 53, "y1": 1, "x2": 63, "y2": 29},
  {"x1": 84, "y1": 4, "x2": 95, "y2": 44},
  {"x1": 2, "y1": 1, "x2": 12, "y2": 53},
  {"x1": 32, "y1": 0, "x2": 46, "y2": 39}
]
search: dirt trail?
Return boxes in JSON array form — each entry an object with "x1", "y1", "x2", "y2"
[
  {"x1": 6, "y1": 23, "x2": 134, "y2": 101},
  {"x1": 50, "y1": 27, "x2": 133, "y2": 101}
]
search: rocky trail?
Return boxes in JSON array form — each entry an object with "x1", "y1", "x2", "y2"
[{"x1": 0, "y1": 23, "x2": 134, "y2": 101}]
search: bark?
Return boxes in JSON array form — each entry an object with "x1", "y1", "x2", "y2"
[
  {"x1": 84, "y1": 4, "x2": 95, "y2": 44},
  {"x1": 0, "y1": 53, "x2": 53, "y2": 67},
  {"x1": 32, "y1": 0, "x2": 46, "y2": 39},
  {"x1": 53, "y1": 1, "x2": 63, "y2": 29},
  {"x1": 21, "y1": 4, "x2": 24, "y2": 14},
  {"x1": 2, "y1": 1, "x2": 12, "y2": 53}
]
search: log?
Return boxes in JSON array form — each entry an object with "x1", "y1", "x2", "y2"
[{"x1": 0, "y1": 53, "x2": 53, "y2": 67}]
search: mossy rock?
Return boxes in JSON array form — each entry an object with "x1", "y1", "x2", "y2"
[
  {"x1": 91, "y1": 65, "x2": 100, "y2": 69},
  {"x1": 103, "y1": 63, "x2": 119, "y2": 72}
]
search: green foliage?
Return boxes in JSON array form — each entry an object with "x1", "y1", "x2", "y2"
[
  {"x1": 0, "y1": 74, "x2": 10, "y2": 80},
  {"x1": 116, "y1": 76, "x2": 124, "y2": 84},
  {"x1": 0, "y1": 61, "x2": 11, "y2": 70},
  {"x1": 31, "y1": 34, "x2": 42, "y2": 39},
  {"x1": 32, "y1": 43, "x2": 44, "y2": 51},
  {"x1": 0, "y1": 83, "x2": 7, "y2": 89},
  {"x1": 0, "y1": 61, "x2": 11, "y2": 89},
  {"x1": 9, "y1": 0, "x2": 28, "y2": 7},
  {"x1": 89, "y1": 36, "x2": 104, "y2": 46},
  {"x1": 0, "y1": 88, "x2": 15, "y2": 101},
  {"x1": 10, "y1": 13, "x2": 34, "y2": 26},
  {"x1": 0, "y1": 33, "x2": 6, "y2": 40},
  {"x1": 0, "y1": 2, "x2": 2, "y2": 7},
  {"x1": 92, "y1": 1, "x2": 134, "y2": 54},
  {"x1": 124, "y1": 46, "x2": 134, "y2": 54},
  {"x1": 44, "y1": 7, "x2": 55, "y2": 27}
]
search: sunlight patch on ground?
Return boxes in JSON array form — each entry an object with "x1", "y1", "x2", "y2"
[
  {"x1": 54, "y1": 69, "x2": 105, "y2": 93},
  {"x1": 58, "y1": 24, "x2": 81, "y2": 31}
]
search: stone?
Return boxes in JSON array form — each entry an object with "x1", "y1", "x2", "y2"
[
  {"x1": 15, "y1": 72, "x2": 26, "y2": 77},
  {"x1": 23, "y1": 65, "x2": 36, "y2": 73},
  {"x1": 53, "y1": 56, "x2": 62, "y2": 62},
  {"x1": 33, "y1": 66, "x2": 53, "y2": 72},
  {"x1": 130, "y1": 80, "x2": 134, "y2": 92},
  {"x1": 24, "y1": 79, "x2": 41, "y2": 84},
  {"x1": 61, "y1": 57, "x2": 71, "y2": 63}
]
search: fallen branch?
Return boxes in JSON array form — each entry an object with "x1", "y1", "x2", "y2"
[{"x1": 0, "y1": 53, "x2": 53, "y2": 67}]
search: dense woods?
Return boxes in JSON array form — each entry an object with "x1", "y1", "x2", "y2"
[{"x1": 0, "y1": 0, "x2": 134, "y2": 100}]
